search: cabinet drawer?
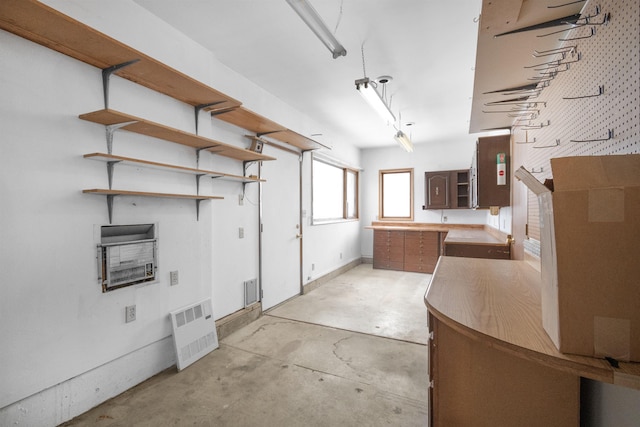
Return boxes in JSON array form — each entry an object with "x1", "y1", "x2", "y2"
[
  {"x1": 405, "y1": 231, "x2": 438, "y2": 244},
  {"x1": 444, "y1": 243, "x2": 511, "y2": 260},
  {"x1": 404, "y1": 261, "x2": 437, "y2": 274},
  {"x1": 404, "y1": 263, "x2": 429, "y2": 273}
]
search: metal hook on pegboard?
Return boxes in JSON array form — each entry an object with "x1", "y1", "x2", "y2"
[
  {"x1": 533, "y1": 139, "x2": 561, "y2": 149},
  {"x1": 563, "y1": 85, "x2": 604, "y2": 100},
  {"x1": 560, "y1": 26, "x2": 596, "y2": 41},
  {"x1": 570, "y1": 129, "x2": 614, "y2": 143},
  {"x1": 533, "y1": 45, "x2": 577, "y2": 57}
]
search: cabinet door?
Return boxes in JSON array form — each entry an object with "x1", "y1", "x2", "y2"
[
  {"x1": 430, "y1": 316, "x2": 579, "y2": 427},
  {"x1": 475, "y1": 135, "x2": 510, "y2": 208},
  {"x1": 425, "y1": 172, "x2": 450, "y2": 209}
]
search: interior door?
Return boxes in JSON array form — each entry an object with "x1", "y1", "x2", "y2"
[{"x1": 260, "y1": 146, "x2": 301, "y2": 310}]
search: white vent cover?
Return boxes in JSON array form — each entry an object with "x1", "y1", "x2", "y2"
[
  {"x1": 169, "y1": 298, "x2": 218, "y2": 371},
  {"x1": 244, "y1": 278, "x2": 258, "y2": 307}
]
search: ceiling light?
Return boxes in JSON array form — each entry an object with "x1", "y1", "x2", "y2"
[
  {"x1": 286, "y1": 0, "x2": 347, "y2": 59},
  {"x1": 355, "y1": 77, "x2": 396, "y2": 124},
  {"x1": 394, "y1": 130, "x2": 413, "y2": 152}
]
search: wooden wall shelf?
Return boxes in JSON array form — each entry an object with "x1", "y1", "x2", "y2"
[
  {"x1": 84, "y1": 153, "x2": 265, "y2": 183},
  {"x1": 214, "y1": 106, "x2": 329, "y2": 151},
  {"x1": 0, "y1": 0, "x2": 331, "y2": 154},
  {"x1": 79, "y1": 109, "x2": 276, "y2": 162},
  {"x1": 0, "y1": 0, "x2": 241, "y2": 111},
  {"x1": 83, "y1": 189, "x2": 222, "y2": 223},
  {"x1": 82, "y1": 189, "x2": 222, "y2": 200}
]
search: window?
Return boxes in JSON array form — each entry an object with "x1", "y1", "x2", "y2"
[
  {"x1": 379, "y1": 168, "x2": 414, "y2": 221},
  {"x1": 312, "y1": 157, "x2": 359, "y2": 223}
]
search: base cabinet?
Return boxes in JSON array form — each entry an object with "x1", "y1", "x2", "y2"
[
  {"x1": 373, "y1": 230, "x2": 405, "y2": 270},
  {"x1": 444, "y1": 242, "x2": 510, "y2": 259},
  {"x1": 429, "y1": 314, "x2": 579, "y2": 426},
  {"x1": 373, "y1": 229, "x2": 439, "y2": 273},
  {"x1": 404, "y1": 231, "x2": 439, "y2": 273}
]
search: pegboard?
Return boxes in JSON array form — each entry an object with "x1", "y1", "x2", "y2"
[{"x1": 513, "y1": 0, "x2": 640, "y2": 252}]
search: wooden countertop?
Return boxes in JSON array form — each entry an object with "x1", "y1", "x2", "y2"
[
  {"x1": 444, "y1": 229, "x2": 508, "y2": 246},
  {"x1": 425, "y1": 256, "x2": 640, "y2": 389},
  {"x1": 366, "y1": 222, "x2": 485, "y2": 233}
]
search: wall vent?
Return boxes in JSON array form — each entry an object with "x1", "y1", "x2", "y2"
[
  {"x1": 244, "y1": 278, "x2": 258, "y2": 307},
  {"x1": 169, "y1": 298, "x2": 218, "y2": 371}
]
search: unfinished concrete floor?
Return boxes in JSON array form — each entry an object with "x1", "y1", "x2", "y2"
[{"x1": 62, "y1": 264, "x2": 430, "y2": 426}]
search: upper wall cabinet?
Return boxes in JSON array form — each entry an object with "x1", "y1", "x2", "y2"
[
  {"x1": 424, "y1": 170, "x2": 470, "y2": 210},
  {"x1": 471, "y1": 134, "x2": 511, "y2": 208}
]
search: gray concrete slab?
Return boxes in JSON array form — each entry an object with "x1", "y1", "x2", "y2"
[
  {"x1": 61, "y1": 264, "x2": 430, "y2": 426},
  {"x1": 270, "y1": 264, "x2": 431, "y2": 344},
  {"x1": 224, "y1": 315, "x2": 428, "y2": 402}
]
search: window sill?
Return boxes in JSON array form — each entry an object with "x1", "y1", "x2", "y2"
[{"x1": 311, "y1": 218, "x2": 359, "y2": 226}]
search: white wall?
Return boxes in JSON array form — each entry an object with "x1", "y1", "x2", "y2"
[
  {"x1": 0, "y1": 1, "x2": 363, "y2": 425},
  {"x1": 302, "y1": 143, "x2": 362, "y2": 283},
  {"x1": 0, "y1": 29, "x2": 213, "y2": 418},
  {"x1": 359, "y1": 138, "x2": 493, "y2": 258}
]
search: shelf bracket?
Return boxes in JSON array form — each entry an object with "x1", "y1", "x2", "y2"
[
  {"x1": 106, "y1": 161, "x2": 121, "y2": 189},
  {"x1": 195, "y1": 145, "x2": 219, "y2": 168},
  {"x1": 105, "y1": 121, "x2": 137, "y2": 154},
  {"x1": 194, "y1": 102, "x2": 226, "y2": 135},
  {"x1": 106, "y1": 194, "x2": 115, "y2": 224},
  {"x1": 195, "y1": 174, "x2": 206, "y2": 195},
  {"x1": 102, "y1": 59, "x2": 140, "y2": 109}
]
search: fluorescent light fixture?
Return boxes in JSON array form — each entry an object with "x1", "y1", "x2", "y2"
[
  {"x1": 394, "y1": 130, "x2": 413, "y2": 152},
  {"x1": 286, "y1": 0, "x2": 347, "y2": 59},
  {"x1": 355, "y1": 78, "x2": 396, "y2": 124}
]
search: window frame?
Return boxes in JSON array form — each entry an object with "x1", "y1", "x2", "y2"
[
  {"x1": 311, "y1": 156, "x2": 360, "y2": 225},
  {"x1": 378, "y1": 168, "x2": 414, "y2": 221}
]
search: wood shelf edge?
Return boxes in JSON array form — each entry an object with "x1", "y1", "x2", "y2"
[
  {"x1": 83, "y1": 153, "x2": 265, "y2": 183},
  {"x1": 0, "y1": 0, "x2": 241, "y2": 110},
  {"x1": 79, "y1": 109, "x2": 276, "y2": 162},
  {"x1": 82, "y1": 189, "x2": 223, "y2": 200}
]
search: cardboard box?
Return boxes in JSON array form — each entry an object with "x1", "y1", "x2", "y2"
[{"x1": 516, "y1": 155, "x2": 640, "y2": 362}]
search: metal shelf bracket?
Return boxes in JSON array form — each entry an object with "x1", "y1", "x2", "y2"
[{"x1": 102, "y1": 60, "x2": 140, "y2": 109}]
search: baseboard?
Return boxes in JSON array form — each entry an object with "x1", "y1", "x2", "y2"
[
  {"x1": 215, "y1": 302, "x2": 262, "y2": 340},
  {"x1": 0, "y1": 337, "x2": 176, "y2": 427},
  {"x1": 303, "y1": 258, "x2": 363, "y2": 294}
]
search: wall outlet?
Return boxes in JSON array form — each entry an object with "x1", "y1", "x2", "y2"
[
  {"x1": 311, "y1": 263, "x2": 315, "y2": 271},
  {"x1": 238, "y1": 194, "x2": 244, "y2": 206},
  {"x1": 170, "y1": 270, "x2": 179, "y2": 286},
  {"x1": 125, "y1": 305, "x2": 136, "y2": 323},
  {"x1": 340, "y1": 252, "x2": 343, "y2": 259},
  {"x1": 239, "y1": 227, "x2": 244, "y2": 239},
  {"x1": 443, "y1": 216, "x2": 448, "y2": 223}
]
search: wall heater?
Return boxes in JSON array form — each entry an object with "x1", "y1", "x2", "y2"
[{"x1": 169, "y1": 298, "x2": 218, "y2": 371}]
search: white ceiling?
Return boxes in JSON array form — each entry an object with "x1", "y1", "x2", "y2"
[{"x1": 134, "y1": 0, "x2": 483, "y2": 150}]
